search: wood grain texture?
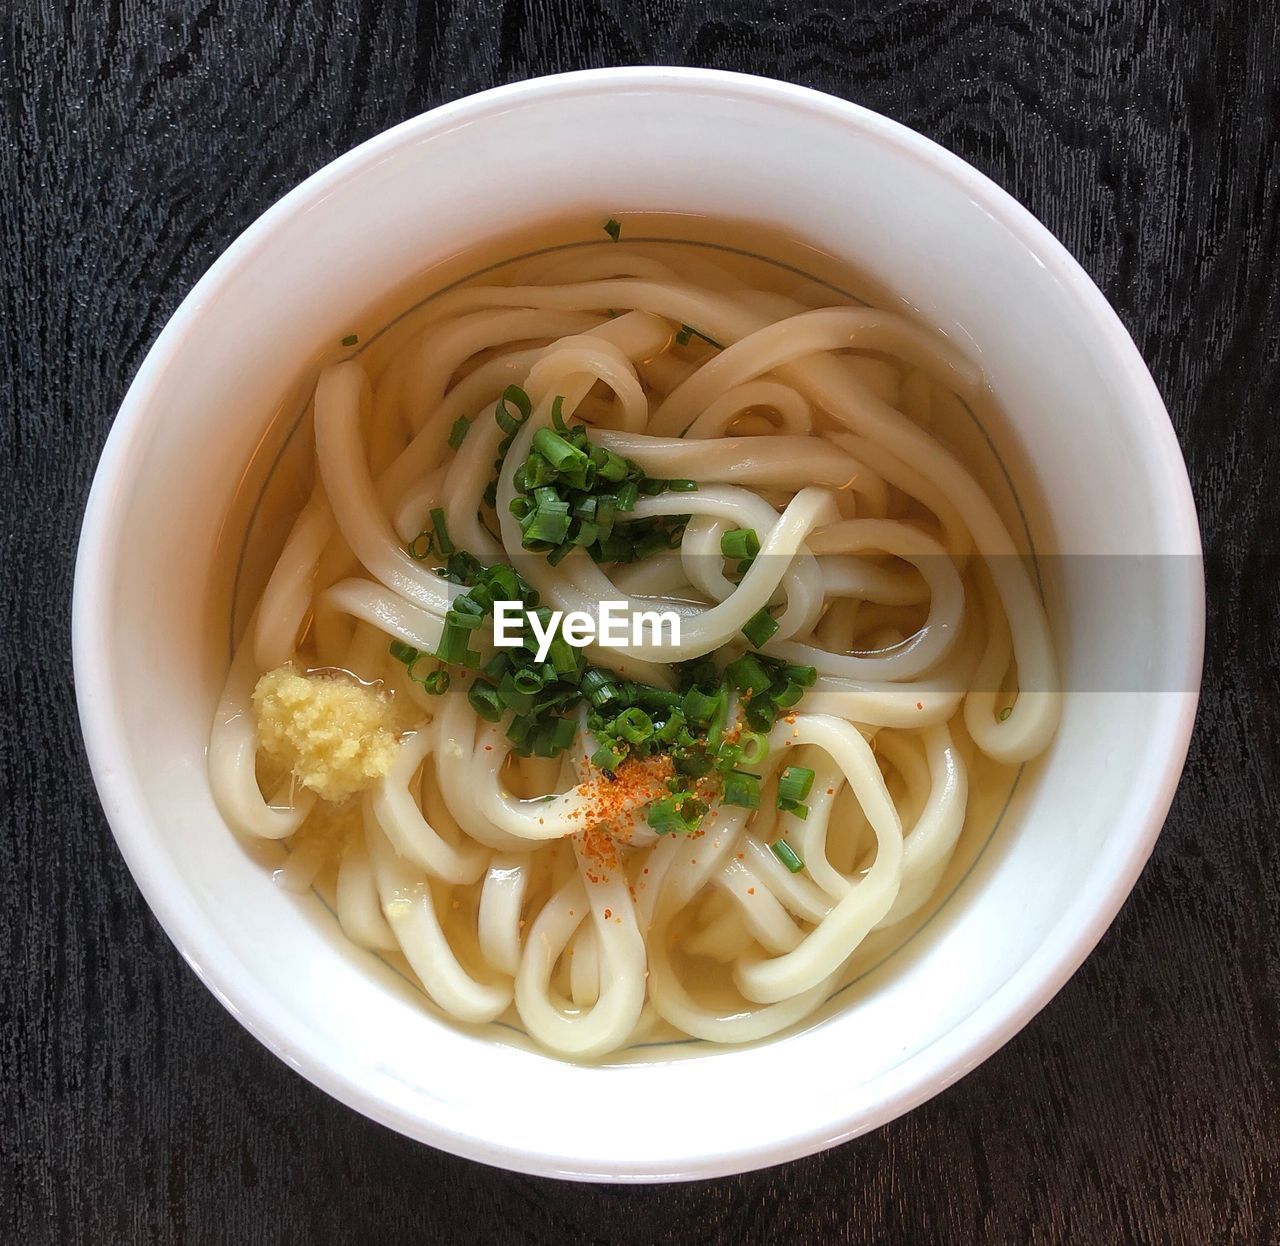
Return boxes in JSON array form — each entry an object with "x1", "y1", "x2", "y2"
[{"x1": 2, "y1": 1, "x2": 1277, "y2": 1241}]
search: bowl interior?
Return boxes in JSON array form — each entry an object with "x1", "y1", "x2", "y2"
[{"x1": 75, "y1": 69, "x2": 1201, "y2": 1180}]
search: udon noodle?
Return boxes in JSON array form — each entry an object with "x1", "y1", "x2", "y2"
[{"x1": 209, "y1": 223, "x2": 1059, "y2": 1059}]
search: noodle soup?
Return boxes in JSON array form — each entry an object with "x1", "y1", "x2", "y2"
[{"x1": 208, "y1": 215, "x2": 1059, "y2": 1060}]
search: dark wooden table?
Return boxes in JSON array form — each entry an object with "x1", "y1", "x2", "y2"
[{"x1": 4, "y1": 2, "x2": 1277, "y2": 1242}]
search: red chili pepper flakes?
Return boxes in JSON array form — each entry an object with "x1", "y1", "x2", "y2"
[
  {"x1": 573, "y1": 753, "x2": 674, "y2": 848},
  {"x1": 578, "y1": 825, "x2": 620, "y2": 876}
]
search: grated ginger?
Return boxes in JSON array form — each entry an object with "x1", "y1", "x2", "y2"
[{"x1": 251, "y1": 665, "x2": 400, "y2": 803}]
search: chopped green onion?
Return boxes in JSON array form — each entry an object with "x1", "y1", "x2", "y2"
[
  {"x1": 706, "y1": 693, "x2": 730, "y2": 752},
  {"x1": 582, "y1": 668, "x2": 620, "y2": 708},
  {"x1": 722, "y1": 770, "x2": 761, "y2": 810},
  {"x1": 507, "y1": 385, "x2": 533, "y2": 418},
  {"x1": 742, "y1": 607, "x2": 779, "y2": 648},
  {"x1": 521, "y1": 504, "x2": 571, "y2": 546},
  {"x1": 681, "y1": 684, "x2": 723, "y2": 726},
  {"x1": 615, "y1": 481, "x2": 639, "y2": 512},
  {"x1": 570, "y1": 519, "x2": 598, "y2": 548},
  {"x1": 512, "y1": 667, "x2": 545, "y2": 695},
  {"x1": 434, "y1": 623, "x2": 473, "y2": 666},
  {"x1": 523, "y1": 451, "x2": 558, "y2": 487},
  {"x1": 468, "y1": 682, "x2": 503, "y2": 722},
  {"x1": 771, "y1": 680, "x2": 804, "y2": 709},
  {"x1": 720, "y1": 528, "x2": 760, "y2": 561},
  {"x1": 745, "y1": 699, "x2": 777, "y2": 733},
  {"x1": 783, "y1": 663, "x2": 817, "y2": 688},
  {"x1": 999, "y1": 705, "x2": 1012, "y2": 721},
  {"x1": 738, "y1": 731, "x2": 769, "y2": 765},
  {"x1": 407, "y1": 531, "x2": 433, "y2": 560},
  {"x1": 594, "y1": 448, "x2": 629, "y2": 482},
  {"x1": 612, "y1": 706, "x2": 654, "y2": 744},
  {"x1": 647, "y1": 792, "x2": 705, "y2": 835},
  {"x1": 506, "y1": 715, "x2": 534, "y2": 752},
  {"x1": 778, "y1": 766, "x2": 815, "y2": 806},
  {"x1": 388, "y1": 639, "x2": 419, "y2": 666},
  {"x1": 770, "y1": 839, "x2": 805, "y2": 873},
  {"x1": 592, "y1": 741, "x2": 627, "y2": 772},
  {"x1": 667, "y1": 479, "x2": 698, "y2": 492},
  {"x1": 430, "y1": 508, "x2": 455, "y2": 555},
  {"x1": 341, "y1": 333, "x2": 358, "y2": 347},
  {"x1": 550, "y1": 716, "x2": 578, "y2": 751},
  {"x1": 673, "y1": 747, "x2": 713, "y2": 779},
  {"x1": 532, "y1": 715, "x2": 577, "y2": 757},
  {"x1": 487, "y1": 565, "x2": 521, "y2": 601},
  {"x1": 444, "y1": 606, "x2": 485, "y2": 631},
  {"x1": 495, "y1": 384, "x2": 531, "y2": 434},
  {"x1": 421, "y1": 669, "x2": 450, "y2": 694},
  {"x1": 684, "y1": 659, "x2": 717, "y2": 685},
  {"x1": 592, "y1": 533, "x2": 631, "y2": 563},
  {"x1": 546, "y1": 635, "x2": 580, "y2": 678},
  {"x1": 654, "y1": 706, "x2": 687, "y2": 742},
  {"x1": 715, "y1": 741, "x2": 742, "y2": 770},
  {"x1": 532, "y1": 427, "x2": 589, "y2": 473},
  {"x1": 634, "y1": 686, "x2": 682, "y2": 711},
  {"x1": 406, "y1": 652, "x2": 436, "y2": 684},
  {"x1": 448, "y1": 417, "x2": 471, "y2": 450},
  {"x1": 498, "y1": 670, "x2": 538, "y2": 716},
  {"x1": 603, "y1": 217, "x2": 621, "y2": 242},
  {"x1": 726, "y1": 654, "x2": 772, "y2": 697}
]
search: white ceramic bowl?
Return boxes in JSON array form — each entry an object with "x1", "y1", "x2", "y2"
[{"x1": 73, "y1": 68, "x2": 1203, "y2": 1181}]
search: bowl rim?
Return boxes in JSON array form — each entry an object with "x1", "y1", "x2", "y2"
[{"x1": 72, "y1": 65, "x2": 1205, "y2": 1181}]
